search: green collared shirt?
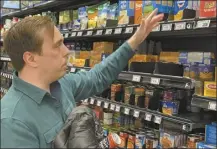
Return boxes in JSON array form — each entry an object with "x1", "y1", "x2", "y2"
[{"x1": 1, "y1": 42, "x2": 134, "y2": 148}]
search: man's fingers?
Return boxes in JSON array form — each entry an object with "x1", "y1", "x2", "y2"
[
  {"x1": 150, "y1": 14, "x2": 164, "y2": 26},
  {"x1": 145, "y1": 8, "x2": 158, "y2": 23}
]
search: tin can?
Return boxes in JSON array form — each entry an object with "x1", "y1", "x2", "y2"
[
  {"x1": 135, "y1": 133, "x2": 146, "y2": 149},
  {"x1": 146, "y1": 136, "x2": 158, "y2": 149},
  {"x1": 187, "y1": 134, "x2": 201, "y2": 148}
]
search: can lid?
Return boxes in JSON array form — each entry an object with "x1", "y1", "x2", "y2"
[{"x1": 111, "y1": 133, "x2": 121, "y2": 145}]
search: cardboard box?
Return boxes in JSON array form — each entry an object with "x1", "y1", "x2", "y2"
[
  {"x1": 199, "y1": 0, "x2": 216, "y2": 18},
  {"x1": 199, "y1": 64, "x2": 215, "y2": 81},
  {"x1": 160, "y1": 52, "x2": 180, "y2": 63},
  {"x1": 196, "y1": 142, "x2": 216, "y2": 149},
  {"x1": 134, "y1": 1, "x2": 143, "y2": 24},
  {"x1": 205, "y1": 124, "x2": 217, "y2": 145},
  {"x1": 80, "y1": 51, "x2": 90, "y2": 59},
  {"x1": 93, "y1": 42, "x2": 113, "y2": 53},
  {"x1": 118, "y1": 0, "x2": 135, "y2": 25},
  {"x1": 204, "y1": 81, "x2": 216, "y2": 98}
]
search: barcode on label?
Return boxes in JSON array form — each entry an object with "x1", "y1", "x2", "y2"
[
  {"x1": 105, "y1": 29, "x2": 112, "y2": 35},
  {"x1": 133, "y1": 110, "x2": 140, "y2": 118},
  {"x1": 132, "y1": 75, "x2": 141, "y2": 82},
  {"x1": 115, "y1": 105, "x2": 120, "y2": 112},
  {"x1": 196, "y1": 20, "x2": 210, "y2": 28},
  {"x1": 124, "y1": 108, "x2": 130, "y2": 115},
  {"x1": 64, "y1": 33, "x2": 69, "y2": 38},
  {"x1": 104, "y1": 102, "x2": 109, "y2": 108},
  {"x1": 90, "y1": 98, "x2": 95, "y2": 104},
  {"x1": 125, "y1": 27, "x2": 133, "y2": 33},
  {"x1": 71, "y1": 32, "x2": 76, "y2": 37},
  {"x1": 110, "y1": 104, "x2": 115, "y2": 111},
  {"x1": 208, "y1": 102, "x2": 216, "y2": 111},
  {"x1": 162, "y1": 24, "x2": 172, "y2": 31},
  {"x1": 97, "y1": 100, "x2": 102, "y2": 106},
  {"x1": 96, "y1": 30, "x2": 103, "y2": 35},
  {"x1": 145, "y1": 113, "x2": 152, "y2": 121},
  {"x1": 86, "y1": 31, "x2": 93, "y2": 36},
  {"x1": 77, "y1": 32, "x2": 83, "y2": 36},
  {"x1": 152, "y1": 25, "x2": 160, "y2": 32},
  {"x1": 175, "y1": 22, "x2": 186, "y2": 30},
  {"x1": 150, "y1": 77, "x2": 160, "y2": 85},
  {"x1": 154, "y1": 116, "x2": 162, "y2": 124},
  {"x1": 114, "y1": 28, "x2": 122, "y2": 34}
]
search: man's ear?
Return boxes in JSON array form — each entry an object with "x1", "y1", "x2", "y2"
[{"x1": 23, "y1": 51, "x2": 38, "y2": 68}]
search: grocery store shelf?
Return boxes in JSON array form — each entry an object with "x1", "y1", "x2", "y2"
[
  {"x1": 70, "y1": 67, "x2": 194, "y2": 89},
  {"x1": 62, "y1": 17, "x2": 216, "y2": 41},
  {"x1": 84, "y1": 96, "x2": 206, "y2": 132},
  {"x1": 1, "y1": 0, "x2": 84, "y2": 18},
  {"x1": 192, "y1": 95, "x2": 217, "y2": 111},
  {"x1": 0, "y1": 72, "x2": 13, "y2": 79},
  {"x1": 0, "y1": 56, "x2": 11, "y2": 62}
]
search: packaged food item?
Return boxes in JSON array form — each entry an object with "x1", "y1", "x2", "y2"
[
  {"x1": 187, "y1": 134, "x2": 201, "y2": 148},
  {"x1": 160, "y1": 132, "x2": 175, "y2": 148},
  {"x1": 163, "y1": 90, "x2": 175, "y2": 101},
  {"x1": 87, "y1": 4, "x2": 98, "y2": 29},
  {"x1": 127, "y1": 133, "x2": 136, "y2": 149},
  {"x1": 145, "y1": 90, "x2": 154, "y2": 108},
  {"x1": 199, "y1": 0, "x2": 216, "y2": 18},
  {"x1": 111, "y1": 84, "x2": 122, "y2": 101},
  {"x1": 199, "y1": 64, "x2": 214, "y2": 81},
  {"x1": 124, "y1": 86, "x2": 135, "y2": 104},
  {"x1": 93, "y1": 42, "x2": 114, "y2": 53},
  {"x1": 108, "y1": 3, "x2": 118, "y2": 20},
  {"x1": 183, "y1": 64, "x2": 190, "y2": 77},
  {"x1": 161, "y1": 100, "x2": 180, "y2": 116},
  {"x1": 205, "y1": 123, "x2": 217, "y2": 145},
  {"x1": 196, "y1": 142, "x2": 216, "y2": 149},
  {"x1": 195, "y1": 81, "x2": 204, "y2": 96},
  {"x1": 118, "y1": 0, "x2": 135, "y2": 25},
  {"x1": 119, "y1": 131, "x2": 129, "y2": 148},
  {"x1": 146, "y1": 136, "x2": 158, "y2": 149},
  {"x1": 160, "y1": 52, "x2": 180, "y2": 63},
  {"x1": 173, "y1": 0, "x2": 189, "y2": 20},
  {"x1": 134, "y1": 1, "x2": 143, "y2": 24},
  {"x1": 78, "y1": 6, "x2": 88, "y2": 30},
  {"x1": 97, "y1": 2, "x2": 110, "y2": 28},
  {"x1": 134, "y1": 87, "x2": 145, "y2": 106},
  {"x1": 189, "y1": 64, "x2": 200, "y2": 80},
  {"x1": 113, "y1": 112, "x2": 121, "y2": 128},
  {"x1": 135, "y1": 132, "x2": 146, "y2": 149},
  {"x1": 204, "y1": 81, "x2": 216, "y2": 98},
  {"x1": 108, "y1": 133, "x2": 122, "y2": 148}
]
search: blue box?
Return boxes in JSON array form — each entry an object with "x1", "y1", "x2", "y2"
[
  {"x1": 205, "y1": 124, "x2": 217, "y2": 145},
  {"x1": 197, "y1": 142, "x2": 216, "y2": 149}
]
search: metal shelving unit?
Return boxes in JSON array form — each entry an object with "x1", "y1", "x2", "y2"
[{"x1": 192, "y1": 95, "x2": 217, "y2": 111}]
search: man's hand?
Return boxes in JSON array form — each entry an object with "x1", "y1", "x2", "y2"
[{"x1": 128, "y1": 9, "x2": 164, "y2": 50}]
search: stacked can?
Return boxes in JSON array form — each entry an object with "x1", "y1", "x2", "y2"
[
  {"x1": 124, "y1": 86, "x2": 135, "y2": 104},
  {"x1": 111, "y1": 84, "x2": 122, "y2": 101},
  {"x1": 134, "y1": 88, "x2": 145, "y2": 106}
]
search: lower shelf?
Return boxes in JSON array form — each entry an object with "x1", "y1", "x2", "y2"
[{"x1": 191, "y1": 95, "x2": 216, "y2": 111}]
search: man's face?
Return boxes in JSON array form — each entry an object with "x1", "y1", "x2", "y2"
[{"x1": 37, "y1": 26, "x2": 70, "y2": 82}]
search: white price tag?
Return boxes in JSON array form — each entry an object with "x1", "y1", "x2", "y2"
[
  {"x1": 208, "y1": 101, "x2": 216, "y2": 111},
  {"x1": 84, "y1": 99, "x2": 89, "y2": 103},
  {"x1": 124, "y1": 108, "x2": 130, "y2": 115},
  {"x1": 154, "y1": 116, "x2": 162, "y2": 124},
  {"x1": 110, "y1": 104, "x2": 115, "y2": 111},
  {"x1": 96, "y1": 30, "x2": 103, "y2": 35},
  {"x1": 104, "y1": 102, "x2": 109, "y2": 109},
  {"x1": 182, "y1": 125, "x2": 187, "y2": 131},
  {"x1": 125, "y1": 27, "x2": 133, "y2": 33},
  {"x1": 77, "y1": 32, "x2": 83, "y2": 36},
  {"x1": 115, "y1": 105, "x2": 120, "y2": 112},
  {"x1": 64, "y1": 33, "x2": 69, "y2": 38},
  {"x1": 114, "y1": 28, "x2": 122, "y2": 34},
  {"x1": 152, "y1": 25, "x2": 160, "y2": 32},
  {"x1": 175, "y1": 22, "x2": 186, "y2": 30},
  {"x1": 150, "y1": 77, "x2": 160, "y2": 85},
  {"x1": 70, "y1": 67, "x2": 76, "y2": 73},
  {"x1": 97, "y1": 100, "x2": 102, "y2": 106},
  {"x1": 132, "y1": 75, "x2": 141, "y2": 82},
  {"x1": 133, "y1": 110, "x2": 140, "y2": 118},
  {"x1": 86, "y1": 31, "x2": 93, "y2": 36},
  {"x1": 145, "y1": 113, "x2": 152, "y2": 121},
  {"x1": 71, "y1": 32, "x2": 77, "y2": 37},
  {"x1": 80, "y1": 69, "x2": 86, "y2": 72},
  {"x1": 105, "y1": 29, "x2": 112, "y2": 35},
  {"x1": 196, "y1": 20, "x2": 210, "y2": 28},
  {"x1": 90, "y1": 98, "x2": 95, "y2": 104},
  {"x1": 162, "y1": 24, "x2": 172, "y2": 31},
  {"x1": 10, "y1": 75, "x2": 13, "y2": 79}
]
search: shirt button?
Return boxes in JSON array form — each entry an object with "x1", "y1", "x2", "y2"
[{"x1": 54, "y1": 100, "x2": 60, "y2": 108}]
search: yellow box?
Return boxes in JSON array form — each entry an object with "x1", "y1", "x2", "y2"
[
  {"x1": 204, "y1": 81, "x2": 216, "y2": 98},
  {"x1": 90, "y1": 59, "x2": 100, "y2": 68},
  {"x1": 74, "y1": 59, "x2": 86, "y2": 67},
  {"x1": 80, "y1": 51, "x2": 90, "y2": 59},
  {"x1": 160, "y1": 52, "x2": 179, "y2": 63},
  {"x1": 93, "y1": 42, "x2": 114, "y2": 53}
]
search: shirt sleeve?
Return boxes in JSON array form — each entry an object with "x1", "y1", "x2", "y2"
[
  {"x1": 1, "y1": 118, "x2": 39, "y2": 148},
  {"x1": 61, "y1": 42, "x2": 134, "y2": 102}
]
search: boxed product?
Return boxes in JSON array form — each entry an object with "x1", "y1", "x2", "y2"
[
  {"x1": 97, "y1": 2, "x2": 110, "y2": 28},
  {"x1": 205, "y1": 123, "x2": 217, "y2": 145},
  {"x1": 118, "y1": 0, "x2": 135, "y2": 25},
  {"x1": 196, "y1": 142, "x2": 216, "y2": 149},
  {"x1": 93, "y1": 42, "x2": 114, "y2": 53},
  {"x1": 204, "y1": 81, "x2": 216, "y2": 98},
  {"x1": 87, "y1": 4, "x2": 98, "y2": 29},
  {"x1": 134, "y1": 1, "x2": 143, "y2": 24},
  {"x1": 161, "y1": 100, "x2": 180, "y2": 116},
  {"x1": 199, "y1": 0, "x2": 216, "y2": 18},
  {"x1": 91, "y1": 51, "x2": 103, "y2": 61},
  {"x1": 199, "y1": 64, "x2": 215, "y2": 81},
  {"x1": 179, "y1": 52, "x2": 188, "y2": 64},
  {"x1": 79, "y1": 51, "x2": 91, "y2": 59},
  {"x1": 187, "y1": 52, "x2": 215, "y2": 65},
  {"x1": 78, "y1": 6, "x2": 88, "y2": 30},
  {"x1": 160, "y1": 52, "x2": 180, "y2": 63}
]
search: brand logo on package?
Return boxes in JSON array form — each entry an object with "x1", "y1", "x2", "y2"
[{"x1": 207, "y1": 84, "x2": 216, "y2": 89}]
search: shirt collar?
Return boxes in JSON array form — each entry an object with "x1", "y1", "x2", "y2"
[{"x1": 12, "y1": 71, "x2": 48, "y2": 104}]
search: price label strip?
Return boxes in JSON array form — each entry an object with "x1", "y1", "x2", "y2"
[
  {"x1": 152, "y1": 24, "x2": 161, "y2": 32},
  {"x1": 182, "y1": 125, "x2": 187, "y2": 131},
  {"x1": 77, "y1": 32, "x2": 83, "y2": 36},
  {"x1": 115, "y1": 105, "x2": 120, "y2": 112},
  {"x1": 125, "y1": 27, "x2": 133, "y2": 34},
  {"x1": 71, "y1": 32, "x2": 77, "y2": 37},
  {"x1": 105, "y1": 29, "x2": 112, "y2": 35},
  {"x1": 86, "y1": 31, "x2": 93, "y2": 36},
  {"x1": 154, "y1": 116, "x2": 162, "y2": 124},
  {"x1": 110, "y1": 104, "x2": 115, "y2": 111},
  {"x1": 196, "y1": 20, "x2": 210, "y2": 28},
  {"x1": 124, "y1": 108, "x2": 130, "y2": 115},
  {"x1": 97, "y1": 100, "x2": 102, "y2": 106},
  {"x1": 90, "y1": 98, "x2": 95, "y2": 105},
  {"x1": 208, "y1": 101, "x2": 216, "y2": 111},
  {"x1": 64, "y1": 33, "x2": 69, "y2": 38},
  {"x1": 150, "y1": 77, "x2": 160, "y2": 85},
  {"x1": 162, "y1": 23, "x2": 172, "y2": 31},
  {"x1": 96, "y1": 30, "x2": 103, "y2": 36},
  {"x1": 133, "y1": 110, "x2": 140, "y2": 118},
  {"x1": 114, "y1": 28, "x2": 122, "y2": 34},
  {"x1": 175, "y1": 22, "x2": 186, "y2": 30},
  {"x1": 104, "y1": 102, "x2": 109, "y2": 109},
  {"x1": 145, "y1": 113, "x2": 152, "y2": 121},
  {"x1": 132, "y1": 75, "x2": 141, "y2": 82}
]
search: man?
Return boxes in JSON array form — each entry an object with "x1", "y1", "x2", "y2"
[{"x1": 1, "y1": 9, "x2": 163, "y2": 148}]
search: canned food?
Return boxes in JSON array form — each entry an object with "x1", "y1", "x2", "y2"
[
  {"x1": 187, "y1": 134, "x2": 201, "y2": 148},
  {"x1": 135, "y1": 133, "x2": 146, "y2": 149}
]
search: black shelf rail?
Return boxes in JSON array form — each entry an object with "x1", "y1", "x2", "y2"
[
  {"x1": 62, "y1": 17, "x2": 216, "y2": 41},
  {"x1": 192, "y1": 95, "x2": 217, "y2": 111},
  {"x1": 84, "y1": 96, "x2": 206, "y2": 132},
  {"x1": 69, "y1": 66, "x2": 194, "y2": 90}
]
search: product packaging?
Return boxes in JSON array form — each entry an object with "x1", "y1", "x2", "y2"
[
  {"x1": 118, "y1": 0, "x2": 135, "y2": 25},
  {"x1": 199, "y1": 0, "x2": 216, "y2": 18},
  {"x1": 204, "y1": 81, "x2": 216, "y2": 98},
  {"x1": 199, "y1": 64, "x2": 215, "y2": 81},
  {"x1": 161, "y1": 100, "x2": 180, "y2": 116},
  {"x1": 196, "y1": 142, "x2": 216, "y2": 149},
  {"x1": 97, "y1": 2, "x2": 110, "y2": 28},
  {"x1": 78, "y1": 6, "x2": 88, "y2": 30},
  {"x1": 87, "y1": 4, "x2": 98, "y2": 29}
]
